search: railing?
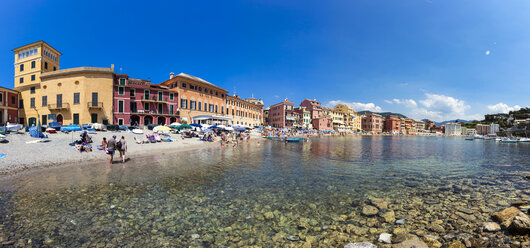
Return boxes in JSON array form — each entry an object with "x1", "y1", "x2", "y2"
[
  {"x1": 141, "y1": 96, "x2": 169, "y2": 103},
  {"x1": 87, "y1": 102, "x2": 103, "y2": 108},
  {"x1": 48, "y1": 103, "x2": 70, "y2": 110}
]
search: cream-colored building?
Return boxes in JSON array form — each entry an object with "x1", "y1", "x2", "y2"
[
  {"x1": 332, "y1": 104, "x2": 362, "y2": 131},
  {"x1": 226, "y1": 94, "x2": 263, "y2": 127},
  {"x1": 13, "y1": 41, "x2": 115, "y2": 126}
]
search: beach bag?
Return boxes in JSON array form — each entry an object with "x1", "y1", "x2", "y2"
[{"x1": 116, "y1": 141, "x2": 122, "y2": 149}]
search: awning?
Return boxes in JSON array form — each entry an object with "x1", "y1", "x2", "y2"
[{"x1": 192, "y1": 115, "x2": 232, "y2": 121}]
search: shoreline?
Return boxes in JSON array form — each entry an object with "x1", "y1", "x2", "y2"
[{"x1": 0, "y1": 130, "x2": 263, "y2": 178}]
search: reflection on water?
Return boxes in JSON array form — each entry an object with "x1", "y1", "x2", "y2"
[{"x1": 1, "y1": 136, "x2": 529, "y2": 247}]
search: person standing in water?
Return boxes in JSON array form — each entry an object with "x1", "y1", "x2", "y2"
[
  {"x1": 118, "y1": 136, "x2": 127, "y2": 163},
  {"x1": 107, "y1": 135, "x2": 117, "y2": 164}
]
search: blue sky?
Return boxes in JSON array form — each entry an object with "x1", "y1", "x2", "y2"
[{"x1": 1, "y1": 0, "x2": 529, "y2": 121}]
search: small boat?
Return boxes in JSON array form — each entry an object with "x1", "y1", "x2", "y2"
[
  {"x1": 132, "y1": 129, "x2": 144, "y2": 134},
  {"x1": 465, "y1": 137, "x2": 474, "y2": 141},
  {"x1": 61, "y1": 124, "x2": 83, "y2": 132},
  {"x1": 45, "y1": 127, "x2": 57, "y2": 133},
  {"x1": 501, "y1": 138, "x2": 518, "y2": 143},
  {"x1": 48, "y1": 121, "x2": 62, "y2": 131},
  {"x1": 284, "y1": 137, "x2": 305, "y2": 142},
  {"x1": 0, "y1": 134, "x2": 5, "y2": 142},
  {"x1": 0, "y1": 123, "x2": 23, "y2": 133},
  {"x1": 92, "y1": 123, "x2": 107, "y2": 131},
  {"x1": 87, "y1": 128, "x2": 97, "y2": 134},
  {"x1": 494, "y1": 138, "x2": 502, "y2": 142},
  {"x1": 518, "y1": 137, "x2": 530, "y2": 142}
]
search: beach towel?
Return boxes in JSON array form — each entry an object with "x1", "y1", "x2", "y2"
[{"x1": 0, "y1": 154, "x2": 5, "y2": 159}]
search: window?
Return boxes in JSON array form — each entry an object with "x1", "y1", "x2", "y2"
[
  {"x1": 42, "y1": 96, "x2": 47, "y2": 106},
  {"x1": 19, "y1": 99, "x2": 24, "y2": 108},
  {"x1": 53, "y1": 67, "x2": 56, "y2": 71},
  {"x1": 180, "y1": 99, "x2": 188, "y2": 109},
  {"x1": 31, "y1": 61, "x2": 35, "y2": 68},
  {"x1": 92, "y1": 92, "x2": 98, "y2": 104},
  {"x1": 73, "y1": 114, "x2": 79, "y2": 125},
  {"x1": 74, "y1": 93, "x2": 80, "y2": 104},
  {"x1": 198, "y1": 87, "x2": 202, "y2": 92},
  {"x1": 31, "y1": 75, "x2": 35, "y2": 81},
  {"x1": 118, "y1": 87, "x2": 124, "y2": 95},
  {"x1": 118, "y1": 100, "x2": 124, "y2": 113},
  {"x1": 169, "y1": 93, "x2": 174, "y2": 100},
  {"x1": 221, "y1": 106, "x2": 224, "y2": 114},
  {"x1": 20, "y1": 64, "x2": 24, "y2": 72},
  {"x1": 232, "y1": 109, "x2": 235, "y2": 115},
  {"x1": 144, "y1": 90, "x2": 150, "y2": 100},
  {"x1": 144, "y1": 102, "x2": 149, "y2": 111},
  {"x1": 158, "y1": 92, "x2": 163, "y2": 101},
  {"x1": 182, "y1": 83, "x2": 186, "y2": 88},
  {"x1": 30, "y1": 87, "x2": 35, "y2": 94},
  {"x1": 190, "y1": 85, "x2": 195, "y2": 90},
  {"x1": 215, "y1": 91, "x2": 218, "y2": 96},
  {"x1": 19, "y1": 77, "x2": 23, "y2": 84},
  {"x1": 130, "y1": 102, "x2": 137, "y2": 113},
  {"x1": 210, "y1": 90, "x2": 213, "y2": 94},
  {"x1": 158, "y1": 103, "x2": 163, "y2": 114},
  {"x1": 0, "y1": 93, "x2": 2, "y2": 102},
  {"x1": 57, "y1": 94, "x2": 63, "y2": 108},
  {"x1": 30, "y1": 98, "x2": 35, "y2": 108},
  {"x1": 198, "y1": 102, "x2": 202, "y2": 111},
  {"x1": 11, "y1": 96, "x2": 15, "y2": 105},
  {"x1": 204, "y1": 103, "x2": 207, "y2": 111},
  {"x1": 42, "y1": 115, "x2": 47, "y2": 125},
  {"x1": 190, "y1": 101, "x2": 196, "y2": 110},
  {"x1": 119, "y1": 78, "x2": 126, "y2": 85},
  {"x1": 170, "y1": 105, "x2": 174, "y2": 115},
  {"x1": 130, "y1": 89, "x2": 135, "y2": 97},
  {"x1": 209, "y1": 104, "x2": 213, "y2": 112},
  {"x1": 215, "y1": 105, "x2": 218, "y2": 113},
  {"x1": 118, "y1": 119, "x2": 124, "y2": 125},
  {"x1": 44, "y1": 62, "x2": 48, "y2": 70}
]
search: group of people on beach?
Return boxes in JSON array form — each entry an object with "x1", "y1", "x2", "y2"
[{"x1": 100, "y1": 135, "x2": 127, "y2": 164}]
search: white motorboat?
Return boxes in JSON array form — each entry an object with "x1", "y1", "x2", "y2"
[
  {"x1": 132, "y1": 129, "x2": 144, "y2": 134},
  {"x1": 0, "y1": 134, "x2": 5, "y2": 142},
  {"x1": 518, "y1": 137, "x2": 530, "y2": 142},
  {"x1": 1, "y1": 123, "x2": 23, "y2": 132},
  {"x1": 501, "y1": 138, "x2": 518, "y2": 143},
  {"x1": 92, "y1": 123, "x2": 107, "y2": 131}
]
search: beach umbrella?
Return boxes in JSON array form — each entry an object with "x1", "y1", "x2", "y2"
[
  {"x1": 210, "y1": 125, "x2": 218, "y2": 129},
  {"x1": 191, "y1": 123, "x2": 202, "y2": 127},
  {"x1": 170, "y1": 122, "x2": 181, "y2": 126},
  {"x1": 154, "y1": 126, "x2": 171, "y2": 132},
  {"x1": 224, "y1": 127, "x2": 234, "y2": 131},
  {"x1": 217, "y1": 125, "x2": 227, "y2": 129},
  {"x1": 237, "y1": 127, "x2": 246, "y2": 132},
  {"x1": 201, "y1": 124, "x2": 211, "y2": 128},
  {"x1": 176, "y1": 124, "x2": 192, "y2": 130},
  {"x1": 202, "y1": 129, "x2": 213, "y2": 133}
]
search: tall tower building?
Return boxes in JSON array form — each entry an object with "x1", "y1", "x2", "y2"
[{"x1": 12, "y1": 41, "x2": 61, "y2": 125}]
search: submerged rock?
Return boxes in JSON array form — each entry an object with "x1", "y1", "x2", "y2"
[
  {"x1": 344, "y1": 242, "x2": 377, "y2": 248},
  {"x1": 492, "y1": 206, "x2": 523, "y2": 227},
  {"x1": 483, "y1": 222, "x2": 501, "y2": 232},
  {"x1": 421, "y1": 235, "x2": 441, "y2": 248},
  {"x1": 362, "y1": 205, "x2": 379, "y2": 216},
  {"x1": 393, "y1": 239, "x2": 428, "y2": 248},
  {"x1": 508, "y1": 213, "x2": 530, "y2": 234},
  {"x1": 378, "y1": 233, "x2": 392, "y2": 244},
  {"x1": 395, "y1": 219, "x2": 405, "y2": 225},
  {"x1": 369, "y1": 197, "x2": 388, "y2": 209},
  {"x1": 286, "y1": 235, "x2": 300, "y2": 241},
  {"x1": 448, "y1": 240, "x2": 466, "y2": 248}
]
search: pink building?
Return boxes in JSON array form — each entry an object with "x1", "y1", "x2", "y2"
[
  {"x1": 300, "y1": 99, "x2": 322, "y2": 119},
  {"x1": 0, "y1": 86, "x2": 19, "y2": 125},
  {"x1": 113, "y1": 74, "x2": 179, "y2": 126},
  {"x1": 268, "y1": 100, "x2": 295, "y2": 128},
  {"x1": 312, "y1": 115, "x2": 333, "y2": 131}
]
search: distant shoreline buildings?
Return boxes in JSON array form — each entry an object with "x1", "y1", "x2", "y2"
[{"x1": 1, "y1": 40, "x2": 527, "y2": 136}]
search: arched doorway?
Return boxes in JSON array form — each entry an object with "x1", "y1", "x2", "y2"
[
  {"x1": 157, "y1": 116, "x2": 166, "y2": 125},
  {"x1": 169, "y1": 117, "x2": 176, "y2": 124},
  {"x1": 130, "y1": 115, "x2": 140, "y2": 126},
  {"x1": 56, "y1": 114, "x2": 63, "y2": 124},
  {"x1": 144, "y1": 116, "x2": 152, "y2": 126}
]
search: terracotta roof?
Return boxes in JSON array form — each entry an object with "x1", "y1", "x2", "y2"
[
  {"x1": 174, "y1": 73, "x2": 228, "y2": 92},
  {"x1": 0, "y1": 86, "x2": 18, "y2": 93}
]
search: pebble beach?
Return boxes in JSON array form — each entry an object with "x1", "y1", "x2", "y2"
[{"x1": 0, "y1": 130, "x2": 223, "y2": 176}]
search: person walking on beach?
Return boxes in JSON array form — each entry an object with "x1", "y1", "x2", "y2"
[
  {"x1": 117, "y1": 136, "x2": 127, "y2": 163},
  {"x1": 107, "y1": 135, "x2": 117, "y2": 164}
]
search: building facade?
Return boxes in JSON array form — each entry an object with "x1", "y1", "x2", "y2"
[
  {"x1": 226, "y1": 94, "x2": 263, "y2": 127},
  {"x1": 160, "y1": 73, "x2": 230, "y2": 125},
  {"x1": 384, "y1": 115, "x2": 401, "y2": 133},
  {"x1": 332, "y1": 104, "x2": 361, "y2": 131},
  {"x1": 489, "y1": 123, "x2": 500, "y2": 135},
  {"x1": 476, "y1": 124, "x2": 490, "y2": 135},
  {"x1": 0, "y1": 86, "x2": 19, "y2": 125},
  {"x1": 312, "y1": 115, "x2": 333, "y2": 131},
  {"x1": 269, "y1": 100, "x2": 295, "y2": 128},
  {"x1": 362, "y1": 113, "x2": 383, "y2": 132},
  {"x1": 299, "y1": 99, "x2": 322, "y2": 120},
  {"x1": 113, "y1": 74, "x2": 179, "y2": 126},
  {"x1": 445, "y1": 123, "x2": 462, "y2": 136},
  {"x1": 294, "y1": 106, "x2": 312, "y2": 129}
]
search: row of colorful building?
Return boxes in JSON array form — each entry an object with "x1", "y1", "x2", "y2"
[{"x1": 1, "y1": 41, "x2": 264, "y2": 128}]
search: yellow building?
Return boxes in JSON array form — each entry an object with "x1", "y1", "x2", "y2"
[
  {"x1": 13, "y1": 41, "x2": 115, "y2": 126},
  {"x1": 332, "y1": 104, "x2": 362, "y2": 131}
]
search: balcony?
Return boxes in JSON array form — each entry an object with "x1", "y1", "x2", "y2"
[
  {"x1": 141, "y1": 96, "x2": 168, "y2": 103},
  {"x1": 88, "y1": 102, "x2": 103, "y2": 109},
  {"x1": 133, "y1": 109, "x2": 178, "y2": 116},
  {"x1": 48, "y1": 103, "x2": 70, "y2": 110}
]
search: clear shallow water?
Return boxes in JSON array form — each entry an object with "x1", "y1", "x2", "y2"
[{"x1": 1, "y1": 136, "x2": 529, "y2": 247}]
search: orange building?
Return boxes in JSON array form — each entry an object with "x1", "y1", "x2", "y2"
[
  {"x1": 160, "y1": 73, "x2": 230, "y2": 124},
  {"x1": 384, "y1": 115, "x2": 401, "y2": 133}
]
